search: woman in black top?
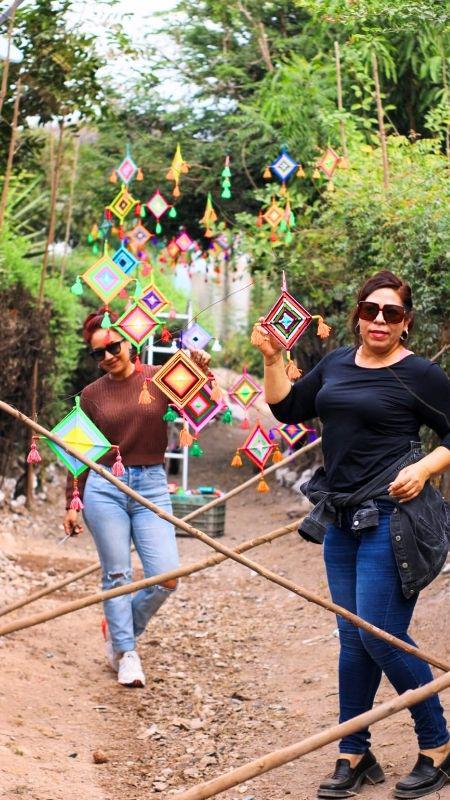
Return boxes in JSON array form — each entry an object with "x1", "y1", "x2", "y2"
[{"x1": 255, "y1": 270, "x2": 450, "y2": 799}]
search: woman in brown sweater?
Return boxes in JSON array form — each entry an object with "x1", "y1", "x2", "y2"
[{"x1": 64, "y1": 308, "x2": 209, "y2": 688}]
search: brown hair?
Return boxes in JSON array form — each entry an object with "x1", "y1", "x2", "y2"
[
  {"x1": 82, "y1": 307, "x2": 119, "y2": 343},
  {"x1": 350, "y1": 270, "x2": 414, "y2": 336}
]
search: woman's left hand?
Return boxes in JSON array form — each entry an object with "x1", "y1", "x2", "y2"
[
  {"x1": 388, "y1": 463, "x2": 430, "y2": 503},
  {"x1": 189, "y1": 348, "x2": 211, "y2": 373}
]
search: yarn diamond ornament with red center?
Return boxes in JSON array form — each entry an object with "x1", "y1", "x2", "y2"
[
  {"x1": 152, "y1": 350, "x2": 208, "y2": 408},
  {"x1": 240, "y1": 422, "x2": 275, "y2": 470},
  {"x1": 114, "y1": 302, "x2": 158, "y2": 348}
]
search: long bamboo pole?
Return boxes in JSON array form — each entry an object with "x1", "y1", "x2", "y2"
[
  {"x1": 174, "y1": 672, "x2": 450, "y2": 800},
  {"x1": 334, "y1": 41, "x2": 348, "y2": 159},
  {"x1": 0, "y1": 400, "x2": 449, "y2": 675},
  {"x1": 60, "y1": 131, "x2": 80, "y2": 283},
  {"x1": 371, "y1": 51, "x2": 390, "y2": 189},
  {"x1": 0, "y1": 522, "x2": 297, "y2": 618},
  {"x1": 0, "y1": 74, "x2": 22, "y2": 230},
  {"x1": 0, "y1": 433, "x2": 321, "y2": 616},
  {"x1": 0, "y1": 523, "x2": 298, "y2": 634},
  {"x1": 0, "y1": 0, "x2": 19, "y2": 120}
]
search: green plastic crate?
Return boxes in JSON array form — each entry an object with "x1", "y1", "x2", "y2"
[{"x1": 170, "y1": 494, "x2": 226, "y2": 538}]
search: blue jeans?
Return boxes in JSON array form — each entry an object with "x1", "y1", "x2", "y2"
[
  {"x1": 83, "y1": 465, "x2": 179, "y2": 653},
  {"x1": 324, "y1": 504, "x2": 449, "y2": 753}
]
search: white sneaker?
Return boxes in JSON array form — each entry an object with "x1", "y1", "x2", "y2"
[
  {"x1": 101, "y1": 618, "x2": 120, "y2": 673},
  {"x1": 118, "y1": 650, "x2": 145, "y2": 688}
]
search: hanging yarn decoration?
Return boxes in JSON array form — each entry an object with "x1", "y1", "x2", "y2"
[
  {"x1": 231, "y1": 421, "x2": 277, "y2": 492},
  {"x1": 190, "y1": 441, "x2": 203, "y2": 457},
  {"x1": 263, "y1": 146, "x2": 303, "y2": 196},
  {"x1": 231, "y1": 450, "x2": 243, "y2": 467},
  {"x1": 79, "y1": 246, "x2": 130, "y2": 305},
  {"x1": 44, "y1": 397, "x2": 111, "y2": 479},
  {"x1": 199, "y1": 193, "x2": 218, "y2": 238},
  {"x1": 111, "y1": 145, "x2": 143, "y2": 186},
  {"x1": 257, "y1": 474, "x2": 270, "y2": 493},
  {"x1": 179, "y1": 422, "x2": 195, "y2": 447},
  {"x1": 262, "y1": 197, "x2": 285, "y2": 242},
  {"x1": 258, "y1": 271, "x2": 312, "y2": 350},
  {"x1": 106, "y1": 185, "x2": 138, "y2": 223},
  {"x1": 163, "y1": 405, "x2": 178, "y2": 422},
  {"x1": 27, "y1": 436, "x2": 42, "y2": 464},
  {"x1": 221, "y1": 407, "x2": 233, "y2": 425},
  {"x1": 315, "y1": 315, "x2": 332, "y2": 339},
  {"x1": 228, "y1": 367, "x2": 263, "y2": 430},
  {"x1": 112, "y1": 446, "x2": 125, "y2": 476},
  {"x1": 221, "y1": 155, "x2": 232, "y2": 199},
  {"x1": 146, "y1": 189, "x2": 173, "y2": 235},
  {"x1": 285, "y1": 351, "x2": 302, "y2": 380},
  {"x1": 152, "y1": 350, "x2": 208, "y2": 408},
  {"x1": 317, "y1": 146, "x2": 340, "y2": 179},
  {"x1": 166, "y1": 143, "x2": 189, "y2": 198}
]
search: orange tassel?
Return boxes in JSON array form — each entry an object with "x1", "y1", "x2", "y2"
[
  {"x1": 173, "y1": 185, "x2": 180, "y2": 198},
  {"x1": 269, "y1": 230, "x2": 277, "y2": 242},
  {"x1": 136, "y1": 167, "x2": 143, "y2": 180},
  {"x1": 280, "y1": 182, "x2": 286, "y2": 195},
  {"x1": 317, "y1": 316, "x2": 332, "y2": 339},
  {"x1": 240, "y1": 416, "x2": 250, "y2": 430},
  {"x1": 205, "y1": 228, "x2": 214, "y2": 238},
  {"x1": 257, "y1": 475, "x2": 270, "y2": 493},
  {"x1": 312, "y1": 168, "x2": 320, "y2": 179},
  {"x1": 231, "y1": 451, "x2": 243, "y2": 467},
  {"x1": 297, "y1": 165, "x2": 305, "y2": 177},
  {"x1": 263, "y1": 166, "x2": 271, "y2": 179},
  {"x1": 210, "y1": 379, "x2": 223, "y2": 402},
  {"x1": 138, "y1": 379, "x2": 153, "y2": 404},
  {"x1": 179, "y1": 424, "x2": 194, "y2": 447},
  {"x1": 250, "y1": 325, "x2": 265, "y2": 346},
  {"x1": 166, "y1": 168, "x2": 174, "y2": 180},
  {"x1": 256, "y1": 210, "x2": 263, "y2": 227},
  {"x1": 286, "y1": 359, "x2": 302, "y2": 380},
  {"x1": 338, "y1": 156, "x2": 349, "y2": 169},
  {"x1": 272, "y1": 447, "x2": 283, "y2": 463},
  {"x1": 134, "y1": 354, "x2": 143, "y2": 373},
  {"x1": 109, "y1": 169, "x2": 117, "y2": 183}
]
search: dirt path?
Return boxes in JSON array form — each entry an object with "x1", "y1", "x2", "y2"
[{"x1": 1, "y1": 414, "x2": 449, "y2": 800}]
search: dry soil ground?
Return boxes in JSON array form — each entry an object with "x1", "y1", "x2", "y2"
[{"x1": 0, "y1": 413, "x2": 449, "y2": 800}]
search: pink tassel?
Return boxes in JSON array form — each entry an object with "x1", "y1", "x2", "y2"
[
  {"x1": 69, "y1": 479, "x2": 84, "y2": 511},
  {"x1": 112, "y1": 447, "x2": 125, "y2": 477},
  {"x1": 27, "y1": 438, "x2": 42, "y2": 463},
  {"x1": 134, "y1": 354, "x2": 143, "y2": 373}
]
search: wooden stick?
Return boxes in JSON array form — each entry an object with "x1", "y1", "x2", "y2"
[
  {"x1": 0, "y1": 75, "x2": 22, "y2": 230},
  {"x1": 0, "y1": 431, "x2": 321, "y2": 615},
  {"x1": 371, "y1": 51, "x2": 390, "y2": 189},
  {"x1": 1, "y1": 401, "x2": 448, "y2": 674},
  {"x1": 0, "y1": 522, "x2": 297, "y2": 617},
  {"x1": 334, "y1": 41, "x2": 348, "y2": 159},
  {"x1": 0, "y1": 523, "x2": 298, "y2": 635},
  {"x1": 60, "y1": 131, "x2": 80, "y2": 283},
  {"x1": 0, "y1": 0, "x2": 19, "y2": 120},
  {"x1": 174, "y1": 671, "x2": 450, "y2": 800}
]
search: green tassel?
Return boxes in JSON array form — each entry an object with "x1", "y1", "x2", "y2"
[
  {"x1": 168, "y1": 206, "x2": 177, "y2": 218},
  {"x1": 163, "y1": 407, "x2": 178, "y2": 422},
  {"x1": 279, "y1": 219, "x2": 287, "y2": 232},
  {"x1": 190, "y1": 441, "x2": 203, "y2": 457},
  {"x1": 156, "y1": 221, "x2": 162, "y2": 234},
  {"x1": 101, "y1": 310, "x2": 112, "y2": 328},
  {"x1": 221, "y1": 166, "x2": 231, "y2": 177},
  {"x1": 140, "y1": 206, "x2": 147, "y2": 218},
  {"x1": 75, "y1": 396, "x2": 81, "y2": 409},
  {"x1": 289, "y1": 212, "x2": 296, "y2": 226},
  {"x1": 70, "y1": 276, "x2": 84, "y2": 296},
  {"x1": 221, "y1": 407, "x2": 232, "y2": 424},
  {"x1": 92, "y1": 243, "x2": 100, "y2": 254},
  {"x1": 222, "y1": 177, "x2": 231, "y2": 188},
  {"x1": 87, "y1": 233, "x2": 94, "y2": 244},
  {"x1": 285, "y1": 230, "x2": 293, "y2": 244},
  {"x1": 221, "y1": 188, "x2": 232, "y2": 199}
]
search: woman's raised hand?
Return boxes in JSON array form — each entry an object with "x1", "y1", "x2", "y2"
[
  {"x1": 253, "y1": 317, "x2": 284, "y2": 363},
  {"x1": 189, "y1": 348, "x2": 211, "y2": 373}
]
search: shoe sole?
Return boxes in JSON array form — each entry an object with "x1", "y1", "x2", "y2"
[
  {"x1": 393, "y1": 771, "x2": 449, "y2": 799},
  {"x1": 317, "y1": 763, "x2": 385, "y2": 798}
]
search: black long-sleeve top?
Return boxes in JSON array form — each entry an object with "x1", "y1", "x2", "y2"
[{"x1": 269, "y1": 346, "x2": 450, "y2": 492}]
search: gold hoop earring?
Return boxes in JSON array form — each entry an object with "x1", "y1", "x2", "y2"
[{"x1": 400, "y1": 329, "x2": 409, "y2": 342}]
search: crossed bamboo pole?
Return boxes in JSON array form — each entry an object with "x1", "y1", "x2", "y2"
[
  {"x1": 0, "y1": 400, "x2": 449, "y2": 677},
  {"x1": 174, "y1": 671, "x2": 450, "y2": 800},
  {"x1": 0, "y1": 428, "x2": 321, "y2": 617}
]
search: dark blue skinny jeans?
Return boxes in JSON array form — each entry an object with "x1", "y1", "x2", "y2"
[{"x1": 323, "y1": 504, "x2": 449, "y2": 753}]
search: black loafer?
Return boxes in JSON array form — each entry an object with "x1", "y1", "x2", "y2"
[
  {"x1": 394, "y1": 752, "x2": 450, "y2": 798},
  {"x1": 317, "y1": 749, "x2": 385, "y2": 798}
]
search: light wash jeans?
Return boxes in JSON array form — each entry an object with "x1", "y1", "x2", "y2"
[{"x1": 83, "y1": 465, "x2": 179, "y2": 653}]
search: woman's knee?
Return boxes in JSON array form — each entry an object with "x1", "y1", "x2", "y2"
[{"x1": 102, "y1": 567, "x2": 133, "y2": 590}]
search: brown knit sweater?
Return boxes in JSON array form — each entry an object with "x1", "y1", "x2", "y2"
[{"x1": 65, "y1": 365, "x2": 169, "y2": 508}]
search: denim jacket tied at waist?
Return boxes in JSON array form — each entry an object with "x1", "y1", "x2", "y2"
[{"x1": 299, "y1": 443, "x2": 449, "y2": 598}]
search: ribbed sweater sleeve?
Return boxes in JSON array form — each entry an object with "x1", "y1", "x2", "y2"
[{"x1": 65, "y1": 365, "x2": 168, "y2": 509}]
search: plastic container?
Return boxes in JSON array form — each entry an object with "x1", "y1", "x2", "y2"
[{"x1": 170, "y1": 493, "x2": 226, "y2": 538}]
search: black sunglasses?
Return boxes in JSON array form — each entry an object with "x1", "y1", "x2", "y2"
[
  {"x1": 358, "y1": 301, "x2": 405, "y2": 325},
  {"x1": 89, "y1": 338, "x2": 126, "y2": 363}
]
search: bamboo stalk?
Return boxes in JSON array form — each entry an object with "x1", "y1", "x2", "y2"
[
  {"x1": 0, "y1": 75, "x2": 22, "y2": 230},
  {"x1": 0, "y1": 400, "x2": 449, "y2": 676},
  {"x1": 0, "y1": 0, "x2": 19, "y2": 120},
  {"x1": 0, "y1": 522, "x2": 297, "y2": 617},
  {"x1": 174, "y1": 672, "x2": 450, "y2": 800},
  {"x1": 26, "y1": 119, "x2": 65, "y2": 508},
  {"x1": 60, "y1": 131, "x2": 80, "y2": 283},
  {"x1": 371, "y1": 51, "x2": 390, "y2": 189},
  {"x1": 0, "y1": 523, "x2": 298, "y2": 632},
  {"x1": 0, "y1": 433, "x2": 321, "y2": 615},
  {"x1": 334, "y1": 41, "x2": 348, "y2": 158}
]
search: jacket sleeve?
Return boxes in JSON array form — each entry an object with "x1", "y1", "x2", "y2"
[
  {"x1": 415, "y1": 363, "x2": 450, "y2": 448},
  {"x1": 268, "y1": 359, "x2": 323, "y2": 423}
]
